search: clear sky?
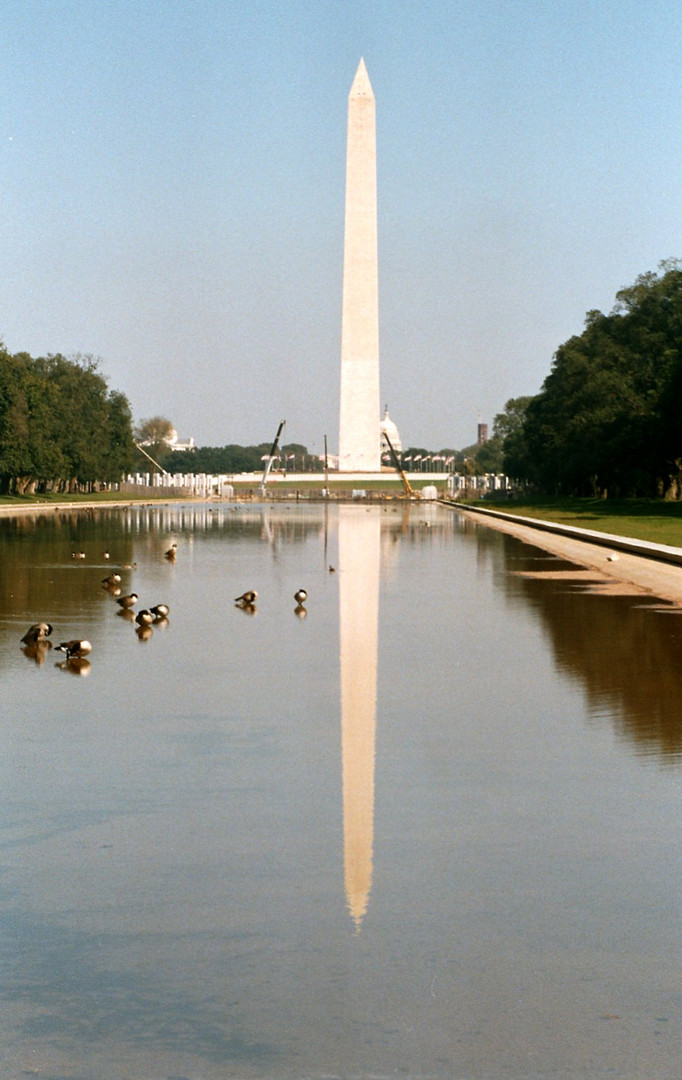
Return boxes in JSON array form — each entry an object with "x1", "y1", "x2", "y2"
[{"x1": 3, "y1": 0, "x2": 681, "y2": 455}]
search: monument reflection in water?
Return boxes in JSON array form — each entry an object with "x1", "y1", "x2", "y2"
[{"x1": 338, "y1": 506, "x2": 379, "y2": 929}]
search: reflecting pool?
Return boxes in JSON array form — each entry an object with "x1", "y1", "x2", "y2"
[{"x1": 0, "y1": 502, "x2": 680, "y2": 1079}]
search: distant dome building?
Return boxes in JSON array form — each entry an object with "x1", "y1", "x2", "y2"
[
  {"x1": 380, "y1": 407, "x2": 402, "y2": 456},
  {"x1": 164, "y1": 428, "x2": 195, "y2": 453}
]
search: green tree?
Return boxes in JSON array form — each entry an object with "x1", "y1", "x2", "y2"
[
  {"x1": 103, "y1": 391, "x2": 136, "y2": 482},
  {"x1": 134, "y1": 416, "x2": 175, "y2": 472},
  {"x1": 492, "y1": 396, "x2": 533, "y2": 481},
  {"x1": 517, "y1": 262, "x2": 682, "y2": 496},
  {"x1": 0, "y1": 345, "x2": 135, "y2": 493}
]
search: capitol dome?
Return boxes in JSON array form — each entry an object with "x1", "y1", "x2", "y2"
[{"x1": 380, "y1": 407, "x2": 403, "y2": 455}]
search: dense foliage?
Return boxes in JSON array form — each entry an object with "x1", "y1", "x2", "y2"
[
  {"x1": 0, "y1": 344, "x2": 135, "y2": 494},
  {"x1": 505, "y1": 262, "x2": 682, "y2": 497},
  {"x1": 165, "y1": 442, "x2": 315, "y2": 474}
]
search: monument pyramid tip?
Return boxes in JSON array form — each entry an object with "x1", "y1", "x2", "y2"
[{"x1": 350, "y1": 57, "x2": 373, "y2": 97}]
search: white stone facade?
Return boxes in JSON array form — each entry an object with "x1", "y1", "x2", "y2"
[{"x1": 338, "y1": 59, "x2": 381, "y2": 472}]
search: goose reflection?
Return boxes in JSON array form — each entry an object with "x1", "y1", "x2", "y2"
[
  {"x1": 56, "y1": 657, "x2": 91, "y2": 676},
  {"x1": 21, "y1": 640, "x2": 53, "y2": 665},
  {"x1": 235, "y1": 591, "x2": 258, "y2": 615},
  {"x1": 339, "y1": 506, "x2": 379, "y2": 931}
]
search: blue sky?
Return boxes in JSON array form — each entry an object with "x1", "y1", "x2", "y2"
[{"x1": 3, "y1": 0, "x2": 682, "y2": 454}]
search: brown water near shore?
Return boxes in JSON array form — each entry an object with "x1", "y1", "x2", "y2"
[
  {"x1": 456, "y1": 504, "x2": 682, "y2": 605},
  {"x1": 0, "y1": 502, "x2": 680, "y2": 1079}
]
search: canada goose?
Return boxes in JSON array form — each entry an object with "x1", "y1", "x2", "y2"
[
  {"x1": 150, "y1": 603, "x2": 170, "y2": 618},
  {"x1": 116, "y1": 593, "x2": 139, "y2": 610},
  {"x1": 294, "y1": 589, "x2": 308, "y2": 604},
  {"x1": 72, "y1": 550, "x2": 86, "y2": 560},
  {"x1": 56, "y1": 639, "x2": 92, "y2": 658},
  {"x1": 135, "y1": 609, "x2": 154, "y2": 626},
  {"x1": 235, "y1": 590, "x2": 258, "y2": 606},
  {"x1": 102, "y1": 573, "x2": 122, "y2": 586},
  {"x1": 165, "y1": 544, "x2": 178, "y2": 560},
  {"x1": 21, "y1": 622, "x2": 53, "y2": 644},
  {"x1": 102, "y1": 551, "x2": 110, "y2": 560}
]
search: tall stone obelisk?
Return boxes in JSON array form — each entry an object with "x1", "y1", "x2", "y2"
[{"x1": 338, "y1": 58, "x2": 380, "y2": 472}]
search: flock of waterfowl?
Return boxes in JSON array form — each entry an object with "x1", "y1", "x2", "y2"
[
  {"x1": 19, "y1": 544, "x2": 173, "y2": 673},
  {"x1": 99, "y1": 548, "x2": 173, "y2": 643},
  {"x1": 99, "y1": 546, "x2": 172, "y2": 643},
  {"x1": 20, "y1": 537, "x2": 313, "y2": 669}
]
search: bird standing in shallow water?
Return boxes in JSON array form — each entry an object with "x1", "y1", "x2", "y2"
[
  {"x1": 235, "y1": 590, "x2": 258, "y2": 606},
  {"x1": 294, "y1": 589, "x2": 307, "y2": 605},
  {"x1": 165, "y1": 544, "x2": 178, "y2": 560},
  {"x1": 21, "y1": 622, "x2": 53, "y2": 644},
  {"x1": 116, "y1": 593, "x2": 139, "y2": 610},
  {"x1": 102, "y1": 573, "x2": 122, "y2": 587},
  {"x1": 135, "y1": 610, "x2": 154, "y2": 626},
  {"x1": 56, "y1": 639, "x2": 92, "y2": 658},
  {"x1": 150, "y1": 604, "x2": 169, "y2": 619}
]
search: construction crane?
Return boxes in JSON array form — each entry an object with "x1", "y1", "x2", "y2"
[
  {"x1": 135, "y1": 442, "x2": 170, "y2": 477},
  {"x1": 383, "y1": 430, "x2": 416, "y2": 497},
  {"x1": 259, "y1": 420, "x2": 286, "y2": 496}
]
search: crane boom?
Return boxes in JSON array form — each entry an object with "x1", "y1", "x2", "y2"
[
  {"x1": 383, "y1": 430, "x2": 415, "y2": 497},
  {"x1": 260, "y1": 420, "x2": 286, "y2": 495}
]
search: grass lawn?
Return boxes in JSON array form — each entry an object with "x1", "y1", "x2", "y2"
[
  {"x1": 472, "y1": 497, "x2": 682, "y2": 547},
  {"x1": 0, "y1": 492, "x2": 162, "y2": 506}
]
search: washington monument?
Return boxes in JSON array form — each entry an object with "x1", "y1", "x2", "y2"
[{"x1": 338, "y1": 58, "x2": 381, "y2": 472}]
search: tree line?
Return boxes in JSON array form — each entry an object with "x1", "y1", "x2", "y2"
[
  {"x1": 141, "y1": 432, "x2": 315, "y2": 475},
  {"x1": 496, "y1": 261, "x2": 682, "y2": 498},
  {"x1": 0, "y1": 343, "x2": 135, "y2": 495},
  {"x1": 161, "y1": 441, "x2": 503, "y2": 476}
]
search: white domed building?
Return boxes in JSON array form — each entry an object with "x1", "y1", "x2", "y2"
[{"x1": 380, "y1": 407, "x2": 403, "y2": 457}]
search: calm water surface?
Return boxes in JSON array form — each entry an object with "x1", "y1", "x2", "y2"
[{"x1": 0, "y1": 502, "x2": 680, "y2": 1080}]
